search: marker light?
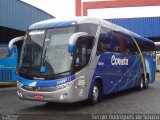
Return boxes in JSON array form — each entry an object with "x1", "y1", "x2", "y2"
[
  {"x1": 17, "y1": 81, "x2": 24, "y2": 87},
  {"x1": 60, "y1": 93, "x2": 68, "y2": 100},
  {"x1": 17, "y1": 91, "x2": 22, "y2": 98}
]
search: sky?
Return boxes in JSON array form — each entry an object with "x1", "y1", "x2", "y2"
[
  {"x1": 21, "y1": 0, "x2": 160, "y2": 19},
  {"x1": 21, "y1": 0, "x2": 76, "y2": 18}
]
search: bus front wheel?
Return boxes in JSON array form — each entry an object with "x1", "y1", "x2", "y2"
[{"x1": 88, "y1": 81, "x2": 102, "y2": 105}]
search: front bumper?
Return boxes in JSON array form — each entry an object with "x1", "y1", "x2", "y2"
[{"x1": 17, "y1": 82, "x2": 78, "y2": 103}]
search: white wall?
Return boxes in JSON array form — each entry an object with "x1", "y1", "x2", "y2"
[
  {"x1": 21, "y1": 0, "x2": 160, "y2": 19},
  {"x1": 88, "y1": 6, "x2": 160, "y2": 19},
  {"x1": 21, "y1": 0, "x2": 76, "y2": 18}
]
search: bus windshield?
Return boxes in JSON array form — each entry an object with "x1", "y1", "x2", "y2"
[
  {"x1": 19, "y1": 27, "x2": 76, "y2": 79},
  {"x1": 0, "y1": 46, "x2": 8, "y2": 59}
]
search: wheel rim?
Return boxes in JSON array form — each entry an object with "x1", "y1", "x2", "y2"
[
  {"x1": 145, "y1": 78, "x2": 149, "y2": 87},
  {"x1": 93, "y1": 85, "x2": 99, "y2": 101},
  {"x1": 140, "y1": 78, "x2": 144, "y2": 88}
]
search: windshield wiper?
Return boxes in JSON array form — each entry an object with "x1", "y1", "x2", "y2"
[{"x1": 54, "y1": 70, "x2": 72, "y2": 76}]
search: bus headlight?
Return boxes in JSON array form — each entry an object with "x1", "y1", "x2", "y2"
[
  {"x1": 17, "y1": 81, "x2": 24, "y2": 87},
  {"x1": 55, "y1": 81, "x2": 74, "y2": 91}
]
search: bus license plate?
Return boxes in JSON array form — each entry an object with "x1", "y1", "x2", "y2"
[{"x1": 34, "y1": 94, "x2": 44, "y2": 99}]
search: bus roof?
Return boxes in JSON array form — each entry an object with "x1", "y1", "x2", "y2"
[{"x1": 29, "y1": 17, "x2": 154, "y2": 44}]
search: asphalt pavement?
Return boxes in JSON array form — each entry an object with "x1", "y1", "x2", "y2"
[{"x1": 1, "y1": 78, "x2": 160, "y2": 120}]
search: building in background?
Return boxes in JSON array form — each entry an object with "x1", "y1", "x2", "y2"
[
  {"x1": 76, "y1": 0, "x2": 160, "y2": 43},
  {"x1": 20, "y1": 0, "x2": 160, "y2": 43},
  {"x1": 0, "y1": 0, "x2": 53, "y2": 84},
  {"x1": 0, "y1": 0, "x2": 54, "y2": 44}
]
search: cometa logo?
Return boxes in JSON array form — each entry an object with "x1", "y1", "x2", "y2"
[{"x1": 111, "y1": 55, "x2": 128, "y2": 66}]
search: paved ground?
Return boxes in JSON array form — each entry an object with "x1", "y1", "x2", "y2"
[{"x1": 0, "y1": 78, "x2": 160, "y2": 119}]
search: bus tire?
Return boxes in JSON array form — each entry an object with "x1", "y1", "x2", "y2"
[
  {"x1": 144, "y1": 76, "x2": 149, "y2": 89},
  {"x1": 138, "y1": 76, "x2": 144, "y2": 90},
  {"x1": 88, "y1": 81, "x2": 101, "y2": 105}
]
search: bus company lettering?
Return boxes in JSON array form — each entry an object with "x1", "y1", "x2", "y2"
[{"x1": 111, "y1": 55, "x2": 128, "y2": 65}]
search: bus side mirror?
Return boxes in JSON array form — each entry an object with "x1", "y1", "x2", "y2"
[
  {"x1": 8, "y1": 36, "x2": 24, "y2": 55},
  {"x1": 68, "y1": 32, "x2": 88, "y2": 53}
]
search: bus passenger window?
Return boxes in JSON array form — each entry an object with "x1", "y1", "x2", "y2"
[
  {"x1": 74, "y1": 36, "x2": 94, "y2": 70},
  {"x1": 75, "y1": 45, "x2": 83, "y2": 66},
  {"x1": 114, "y1": 46, "x2": 120, "y2": 52},
  {"x1": 108, "y1": 31, "x2": 120, "y2": 53},
  {"x1": 114, "y1": 32, "x2": 126, "y2": 53},
  {"x1": 0, "y1": 46, "x2": 8, "y2": 59},
  {"x1": 97, "y1": 27, "x2": 111, "y2": 55},
  {"x1": 125, "y1": 35, "x2": 138, "y2": 54}
]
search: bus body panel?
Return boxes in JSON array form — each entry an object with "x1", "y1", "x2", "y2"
[
  {"x1": 90, "y1": 52, "x2": 144, "y2": 95},
  {"x1": 17, "y1": 67, "x2": 94, "y2": 102},
  {"x1": 17, "y1": 75, "x2": 78, "y2": 102},
  {"x1": 17, "y1": 46, "x2": 101, "y2": 102},
  {"x1": 17, "y1": 81, "x2": 76, "y2": 103},
  {"x1": 17, "y1": 17, "x2": 156, "y2": 103},
  {"x1": 156, "y1": 53, "x2": 160, "y2": 71},
  {"x1": 0, "y1": 45, "x2": 18, "y2": 83},
  {"x1": 144, "y1": 55, "x2": 156, "y2": 83}
]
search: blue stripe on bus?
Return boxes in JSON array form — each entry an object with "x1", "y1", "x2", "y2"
[
  {"x1": 17, "y1": 75, "x2": 75, "y2": 87},
  {"x1": 29, "y1": 21, "x2": 77, "y2": 30}
]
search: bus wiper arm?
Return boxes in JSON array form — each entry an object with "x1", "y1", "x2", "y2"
[{"x1": 54, "y1": 70, "x2": 72, "y2": 76}]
